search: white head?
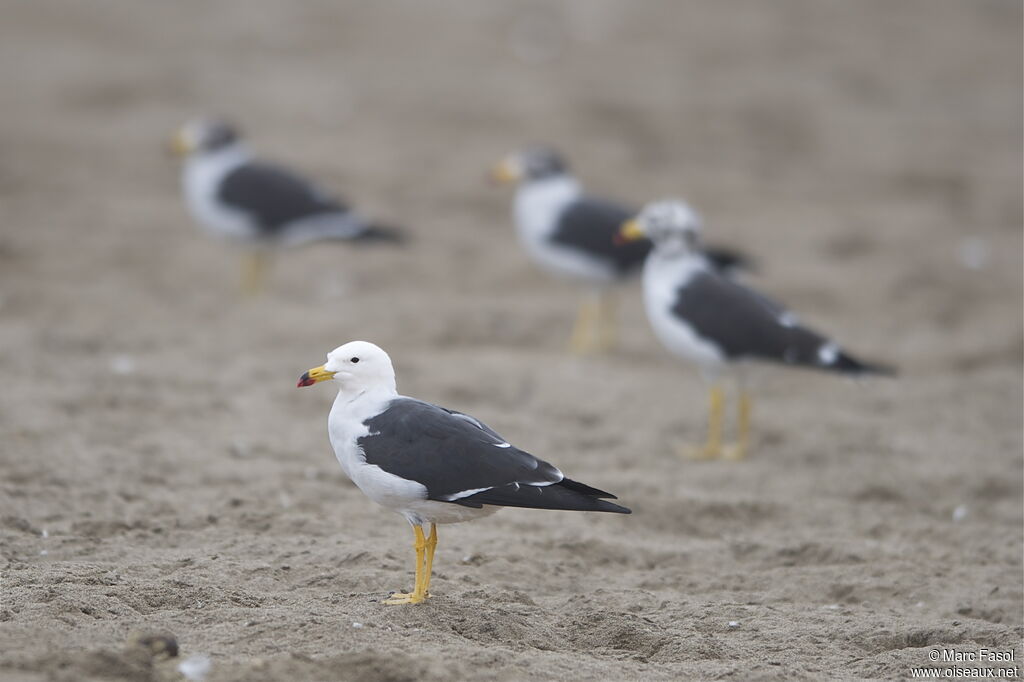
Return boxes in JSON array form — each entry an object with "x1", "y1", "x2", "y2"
[
  {"x1": 619, "y1": 199, "x2": 703, "y2": 254},
  {"x1": 297, "y1": 341, "x2": 397, "y2": 395}
]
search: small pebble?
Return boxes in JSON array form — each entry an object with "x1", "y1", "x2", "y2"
[
  {"x1": 728, "y1": 621, "x2": 740, "y2": 628},
  {"x1": 508, "y1": 12, "x2": 564, "y2": 65},
  {"x1": 958, "y1": 237, "x2": 991, "y2": 271},
  {"x1": 352, "y1": 622, "x2": 363, "y2": 629},
  {"x1": 109, "y1": 355, "x2": 136, "y2": 375},
  {"x1": 133, "y1": 633, "x2": 179, "y2": 659},
  {"x1": 952, "y1": 505, "x2": 969, "y2": 522},
  {"x1": 318, "y1": 275, "x2": 351, "y2": 300},
  {"x1": 178, "y1": 654, "x2": 212, "y2": 682},
  {"x1": 229, "y1": 440, "x2": 252, "y2": 458}
]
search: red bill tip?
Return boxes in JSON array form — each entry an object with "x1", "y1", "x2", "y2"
[{"x1": 297, "y1": 373, "x2": 315, "y2": 388}]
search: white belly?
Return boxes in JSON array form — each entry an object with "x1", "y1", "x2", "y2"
[
  {"x1": 514, "y1": 177, "x2": 617, "y2": 286},
  {"x1": 182, "y1": 148, "x2": 257, "y2": 242}
]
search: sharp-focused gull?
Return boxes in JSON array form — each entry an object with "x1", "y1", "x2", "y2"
[
  {"x1": 297, "y1": 341, "x2": 630, "y2": 604},
  {"x1": 169, "y1": 118, "x2": 402, "y2": 292},
  {"x1": 490, "y1": 146, "x2": 750, "y2": 354},
  {"x1": 619, "y1": 200, "x2": 894, "y2": 459}
]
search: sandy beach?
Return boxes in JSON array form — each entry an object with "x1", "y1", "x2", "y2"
[{"x1": 0, "y1": 1, "x2": 1021, "y2": 680}]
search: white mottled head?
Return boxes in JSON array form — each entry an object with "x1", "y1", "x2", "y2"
[
  {"x1": 168, "y1": 118, "x2": 243, "y2": 158},
  {"x1": 620, "y1": 199, "x2": 703, "y2": 254},
  {"x1": 490, "y1": 145, "x2": 570, "y2": 185},
  {"x1": 297, "y1": 341, "x2": 397, "y2": 395}
]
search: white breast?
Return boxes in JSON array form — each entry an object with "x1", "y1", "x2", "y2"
[
  {"x1": 328, "y1": 390, "x2": 421, "y2": 503},
  {"x1": 513, "y1": 177, "x2": 616, "y2": 285},
  {"x1": 182, "y1": 147, "x2": 257, "y2": 242},
  {"x1": 643, "y1": 251, "x2": 726, "y2": 371}
]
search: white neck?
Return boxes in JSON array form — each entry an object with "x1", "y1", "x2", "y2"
[
  {"x1": 513, "y1": 174, "x2": 582, "y2": 238},
  {"x1": 335, "y1": 378, "x2": 398, "y2": 404},
  {"x1": 654, "y1": 235, "x2": 700, "y2": 259},
  {"x1": 645, "y1": 243, "x2": 704, "y2": 282},
  {"x1": 327, "y1": 382, "x2": 398, "y2": 480}
]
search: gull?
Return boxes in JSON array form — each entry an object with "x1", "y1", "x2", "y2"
[
  {"x1": 297, "y1": 341, "x2": 630, "y2": 603},
  {"x1": 168, "y1": 118, "x2": 402, "y2": 293},
  {"x1": 490, "y1": 146, "x2": 749, "y2": 353},
  {"x1": 619, "y1": 200, "x2": 893, "y2": 459}
]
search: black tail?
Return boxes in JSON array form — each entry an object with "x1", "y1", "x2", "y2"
[
  {"x1": 830, "y1": 350, "x2": 897, "y2": 377},
  {"x1": 451, "y1": 478, "x2": 631, "y2": 514},
  {"x1": 353, "y1": 222, "x2": 407, "y2": 244}
]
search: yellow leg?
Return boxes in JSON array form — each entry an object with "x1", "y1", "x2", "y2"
[
  {"x1": 241, "y1": 252, "x2": 269, "y2": 295},
  {"x1": 724, "y1": 391, "x2": 752, "y2": 460},
  {"x1": 568, "y1": 300, "x2": 598, "y2": 354},
  {"x1": 680, "y1": 385, "x2": 725, "y2": 459},
  {"x1": 596, "y1": 292, "x2": 618, "y2": 352},
  {"x1": 384, "y1": 525, "x2": 429, "y2": 605},
  {"x1": 421, "y1": 523, "x2": 437, "y2": 595}
]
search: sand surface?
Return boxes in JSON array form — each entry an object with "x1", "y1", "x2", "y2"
[{"x1": 1, "y1": 1, "x2": 1021, "y2": 680}]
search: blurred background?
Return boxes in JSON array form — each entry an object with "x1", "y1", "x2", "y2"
[{"x1": 1, "y1": 1, "x2": 1021, "y2": 680}]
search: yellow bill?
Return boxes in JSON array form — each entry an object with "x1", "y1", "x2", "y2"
[
  {"x1": 166, "y1": 129, "x2": 193, "y2": 157},
  {"x1": 489, "y1": 157, "x2": 521, "y2": 184},
  {"x1": 297, "y1": 365, "x2": 337, "y2": 387},
  {"x1": 616, "y1": 218, "x2": 646, "y2": 244}
]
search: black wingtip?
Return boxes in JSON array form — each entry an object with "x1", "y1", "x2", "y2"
[
  {"x1": 555, "y1": 479, "x2": 632, "y2": 514},
  {"x1": 355, "y1": 223, "x2": 407, "y2": 244},
  {"x1": 833, "y1": 352, "x2": 897, "y2": 377},
  {"x1": 558, "y1": 477, "x2": 618, "y2": 500},
  {"x1": 596, "y1": 500, "x2": 632, "y2": 514},
  {"x1": 449, "y1": 478, "x2": 632, "y2": 514}
]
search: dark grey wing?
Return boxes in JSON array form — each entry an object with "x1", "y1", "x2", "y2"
[
  {"x1": 550, "y1": 197, "x2": 651, "y2": 275},
  {"x1": 218, "y1": 161, "x2": 350, "y2": 232},
  {"x1": 439, "y1": 407, "x2": 505, "y2": 442},
  {"x1": 359, "y1": 399, "x2": 561, "y2": 500},
  {"x1": 673, "y1": 272, "x2": 893, "y2": 374},
  {"x1": 359, "y1": 399, "x2": 630, "y2": 513}
]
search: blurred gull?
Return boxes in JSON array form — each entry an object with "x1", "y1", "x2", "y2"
[
  {"x1": 491, "y1": 146, "x2": 750, "y2": 353},
  {"x1": 168, "y1": 118, "x2": 403, "y2": 293},
  {"x1": 619, "y1": 200, "x2": 894, "y2": 459}
]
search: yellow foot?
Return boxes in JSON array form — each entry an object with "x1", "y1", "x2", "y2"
[
  {"x1": 383, "y1": 591, "x2": 429, "y2": 605},
  {"x1": 722, "y1": 444, "x2": 749, "y2": 461},
  {"x1": 677, "y1": 443, "x2": 723, "y2": 460}
]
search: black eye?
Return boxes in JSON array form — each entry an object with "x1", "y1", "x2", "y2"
[{"x1": 350, "y1": 357, "x2": 360, "y2": 363}]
